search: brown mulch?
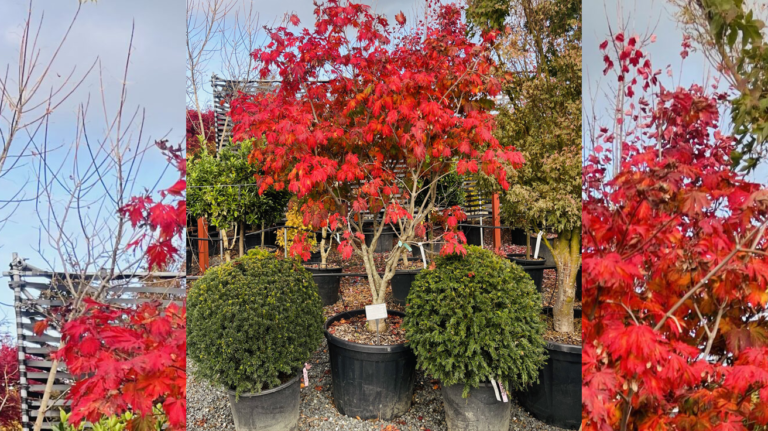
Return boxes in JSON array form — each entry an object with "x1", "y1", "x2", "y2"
[
  {"x1": 541, "y1": 313, "x2": 582, "y2": 346},
  {"x1": 327, "y1": 313, "x2": 407, "y2": 345}
]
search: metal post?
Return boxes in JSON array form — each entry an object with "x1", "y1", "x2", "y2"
[
  {"x1": 10, "y1": 254, "x2": 29, "y2": 430},
  {"x1": 197, "y1": 218, "x2": 210, "y2": 272},
  {"x1": 492, "y1": 193, "x2": 502, "y2": 251}
]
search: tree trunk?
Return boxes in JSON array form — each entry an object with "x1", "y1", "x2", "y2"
[
  {"x1": 33, "y1": 358, "x2": 58, "y2": 431},
  {"x1": 239, "y1": 222, "x2": 245, "y2": 257},
  {"x1": 221, "y1": 228, "x2": 231, "y2": 262},
  {"x1": 548, "y1": 228, "x2": 581, "y2": 333},
  {"x1": 526, "y1": 231, "x2": 532, "y2": 259},
  {"x1": 320, "y1": 227, "x2": 328, "y2": 265},
  {"x1": 261, "y1": 222, "x2": 265, "y2": 247}
]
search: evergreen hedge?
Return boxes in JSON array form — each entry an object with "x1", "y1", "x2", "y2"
[
  {"x1": 403, "y1": 246, "x2": 547, "y2": 397},
  {"x1": 188, "y1": 249, "x2": 324, "y2": 396}
]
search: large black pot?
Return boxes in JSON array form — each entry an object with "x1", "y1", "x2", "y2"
[
  {"x1": 576, "y1": 265, "x2": 582, "y2": 300},
  {"x1": 244, "y1": 229, "x2": 277, "y2": 248},
  {"x1": 227, "y1": 374, "x2": 301, "y2": 431},
  {"x1": 324, "y1": 309, "x2": 417, "y2": 420},
  {"x1": 515, "y1": 308, "x2": 582, "y2": 429},
  {"x1": 390, "y1": 270, "x2": 422, "y2": 306},
  {"x1": 305, "y1": 264, "x2": 342, "y2": 306},
  {"x1": 442, "y1": 382, "x2": 511, "y2": 431},
  {"x1": 462, "y1": 225, "x2": 483, "y2": 246},
  {"x1": 510, "y1": 228, "x2": 527, "y2": 246},
  {"x1": 364, "y1": 227, "x2": 396, "y2": 253},
  {"x1": 507, "y1": 254, "x2": 545, "y2": 292},
  {"x1": 528, "y1": 236, "x2": 556, "y2": 266}
]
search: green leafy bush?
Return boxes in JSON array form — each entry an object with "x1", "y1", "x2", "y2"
[
  {"x1": 54, "y1": 408, "x2": 166, "y2": 431},
  {"x1": 403, "y1": 246, "x2": 547, "y2": 397},
  {"x1": 188, "y1": 248, "x2": 324, "y2": 396}
]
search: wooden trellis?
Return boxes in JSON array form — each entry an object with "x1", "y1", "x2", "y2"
[{"x1": 5, "y1": 253, "x2": 185, "y2": 431}]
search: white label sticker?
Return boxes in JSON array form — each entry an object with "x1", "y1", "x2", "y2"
[
  {"x1": 490, "y1": 377, "x2": 501, "y2": 401},
  {"x1": 303, "y1": 363, "x2": 310, "y2": 387},
  {"x1": 533, "y1": 231, "x2": 543, "y2": 259},
  {"x1": 417, "y1": 242, "x2": 427, "y2": 269},
  {"x1": 498, "y1": 381, "x2": 508, "y2": 403},
  {"x1": 365, "y1": 303, "x2": 388, "y2": 321}
]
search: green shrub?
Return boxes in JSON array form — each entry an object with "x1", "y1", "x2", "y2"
[
  {"x1": 54, "y1": 408, "x2": 166, "y2": 431},
  {"x1": 403, "y1": 246, "x2": 547, "y2": 397},
  {"x1": 188, "y1": 248, "x2": 324, "y2": 396}
]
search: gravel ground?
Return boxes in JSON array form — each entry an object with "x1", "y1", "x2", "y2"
[{"x1": 187, "y1": 342, "x2": 569, "y2": 431}]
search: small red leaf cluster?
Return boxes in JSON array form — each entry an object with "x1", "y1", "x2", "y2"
[
  {"x1": 186, "y1": 109, "x2": 216, "y2": 156},
  {"x1": 54, "y1": 299, "x2": 186, "y2": 430},
  {"x1": 583, "y1": 42, "x2": 768, "y2": 430},
  {"x1": 230, "y1": 0, "x2": 522, "y2": 259},
  {"x1": 0, "y1": 335, "x2": 21, "y2": 428},
  {"x1": 119, "y1": 141, "x2": 186, "y2": 270}
]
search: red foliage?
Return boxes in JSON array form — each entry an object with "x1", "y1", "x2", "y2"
[
  {"x1": 119, "y1": 140, "x2": 186, "y2": 270},
  {"x1": 54, "y1": 299, "x2": 186, "y2": 430},
  {"x1": 230, "y1": 0, "x2": 522, "y2": 259},
  {"x1": 186, "y1": 108, "x2": 216, "y2": 155},
  {"x1": 583, "y1": 39, "x2": 768, "y2": 430},
  {"x1": 0, "y1": 335, "x2": 21, "y2": 428}
]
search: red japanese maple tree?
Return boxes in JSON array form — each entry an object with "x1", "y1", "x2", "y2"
[
  {"x1": 46, "y1": 142, "x2": 188, "y2": 430},
  {"x1": 0, "y1": 333, "x2": 21, "y2": 429},
  {"x1": 186, "y1": 108, "x2": 216, "y2": 156},
  {"x1": 55, "y1": 299, "x2": 186, "y2": 430},
  {"x1": 582, "y1": 35, "x2": 768, "y2": 430},
  {"x1": 230, "y1": 0, "x2": 523, "y2": 326}
]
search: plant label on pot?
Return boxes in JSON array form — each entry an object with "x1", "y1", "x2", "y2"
[
  {"x1": 498, "y1": 381, "x2": 509, "y2": 403},
  {"x1": 365, "y1": 303, "x2": 387, "y2": 321},
  {"x1": 490, "y1": 377, "x2": 501, "y2": 401},
  {"x1": 534, "y1": 231, "x2": 543, "y2": 259},
  {"x1": 417, "y1": 242, "x2": 427, "y2": 268},
  {"x1": 304, "y1": 363, "x2": 310, "y2": 387}
]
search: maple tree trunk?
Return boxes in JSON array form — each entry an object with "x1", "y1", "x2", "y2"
[
  {"x1": 33, "y1": 358, "x2": 58, "y2": 431},
  {"x1": 261, "y1": 222, "x2": 265, "y2": 247},
  {"x1": 239, "y1": 222, "x2": 245, "y2": 257},
  {"x1": 550, "y1": 228, "x2": 581, "y2": 334},
  {"x1": 320, "y1": 227, "x2": 328, "y2": 265}
]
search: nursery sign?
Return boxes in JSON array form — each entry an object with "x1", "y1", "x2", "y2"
[{"x1": 365, "y1": 303, "x2": 388, "y2": 321}]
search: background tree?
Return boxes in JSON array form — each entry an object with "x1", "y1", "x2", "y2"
[
  {"x1": 468, "y1": 0, "x2": 582, "y2": 333},
  {"x1": 187, "y1": 140, "x2": 290, "y2": 260},
  {"x1": 582, "y1": 41, "x2": 768, "y2": 431},
  {"x1": 230, "y1": 0, "x2": 522, "y2": 330},
  {"x1": 0, "y1": 322, "x2": 21, "y2": 430},
  {"x1": 672, "y1": 0, "x2": 768, "y2": 171}
]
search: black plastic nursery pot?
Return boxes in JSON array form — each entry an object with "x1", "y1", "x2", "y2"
[
  {"x1": 507, "y1": 254, "x2": 546, "y2": 292},
  {"x1": 515, "y1": 308, "x2": 582, "y2": 429},
  {"x1": 510, "y1": 228, "x2": 527, "y2": 246},
  {"x1": 324, "y1": 309, "x2": 417, "y2": 420},
  {"x1": 304, "y1": 264, "x2": 342, "y2": 306},
  {"x1": 227, "y1": 374, "x2": 301, "y2": 431},
  {"x1": 390, "y1": 270, "x2": 422, "y2": 306},
  {"x1": 462, "y1": 225, "x2": 483, "y2": 246},
  {"x1": 442, "y1": 382, "x2": 511, "y2": 431},
  {"x1": 364, "y1": 227, "x2": 396, "y2": 253},
  {"x1": 576, "y1": 265, "x2": 582, "y2": 300},
  {"x1": 244, "y1": 229, "x2": 277, "y2": 248}
]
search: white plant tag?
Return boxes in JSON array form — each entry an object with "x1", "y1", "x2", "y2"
[
  {"x1": 417, "y1": 242, "x2": 427, "y2": 268},
  {"x1": 336, "y1": 233, "x2": 340, "y2": 242},
  {"x1": 490, "y1": 377, "x2": 501, "y2": 401},
  {"x1": 365, "y1": 303, "x2": 387, "y2": 321},
  {"x1": 498, "y1": 381, "x2": 509, "y2": 402},
  {"x1": 303, "y1": 363, "x2": 310, "y2": 387},
  {"x1": 534, "y1": 231, "x2": 543, "y2": 259}
]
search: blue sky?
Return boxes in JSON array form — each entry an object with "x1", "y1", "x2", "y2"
[
  {"x1": 583, "y1": 0, "x2": 768, "y2": 183},
  {"x1": 0, "y1": 0, "x2": 184, "y2": 328}
]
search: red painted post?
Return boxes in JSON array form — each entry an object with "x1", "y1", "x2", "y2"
[
  {"x1": 197, "y1": 217, "x2": 209, "y2": 272},
  {"x1": 492, "y1": 193, "x2": 501, "y2": 250}
]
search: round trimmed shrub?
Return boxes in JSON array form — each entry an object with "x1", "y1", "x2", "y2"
[
  {"x1": 402, "y1": 245, "x2": 547, "y2": 397},
  {"x1": 188, "y1": 248, "x2": 324, "y2": 396}
]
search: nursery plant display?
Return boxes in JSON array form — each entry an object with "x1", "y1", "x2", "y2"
[
  {"x1": 188, "y1": 140, "x2": 291, "y2": 260},
  {"x1": 187, "y1": 249, "x2": 324, "y2": 431},
  {"x1": 403, "y1": 246, "x2": 547, "y2": 431}
]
